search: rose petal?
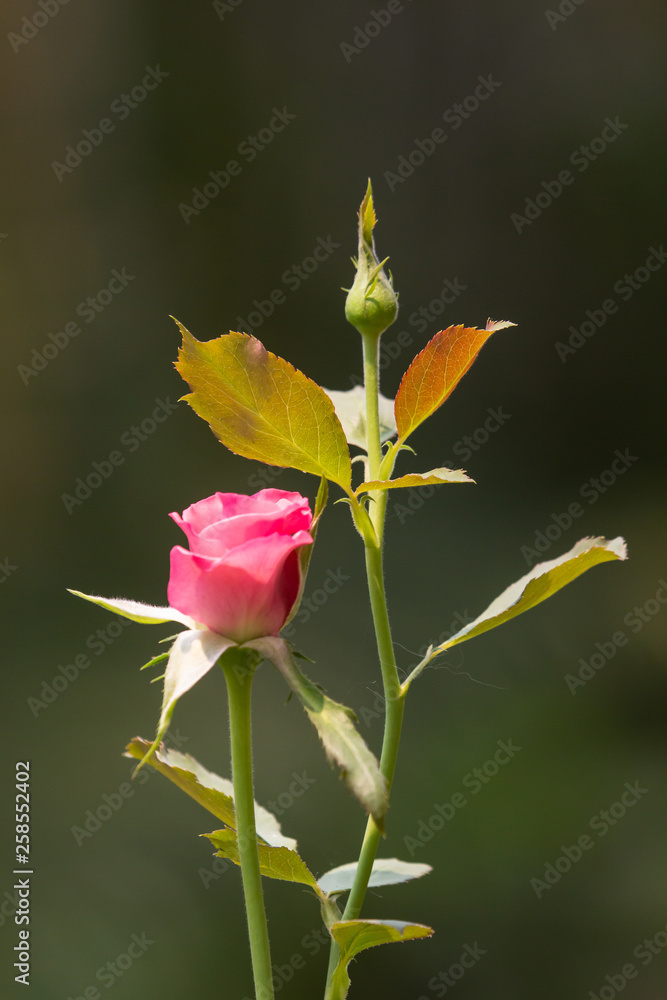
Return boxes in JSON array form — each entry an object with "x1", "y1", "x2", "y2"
[
  {"x1": 167, "y1": 529, "x2": 313, "y2": 643},
  {"x1": 170, "y1": 491, "x2": 312, "y2": 557}
]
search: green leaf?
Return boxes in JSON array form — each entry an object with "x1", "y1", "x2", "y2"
[
  {"x1": 318, "y1": 858, "x2": 432, "y2": 895},
  {"x1": 68, "y1": 590, "x2": 195, "y2": 627},
  {"x1": 356, "y1": 467, "x2": 473, "y2": 495},
  {"x1": 406, "y1": 536, "x2": 628, "y2": 687},
  {"x1": 246, "y1": 637, "x2": 388, "y2": 826},
  {"x1": 137, "y1": 629, "x2": 237, "y2": 770},
  {"x1": 394, "y1": 324, "x2": 512, "y2": 443},
  {"x1": 323, "y1": 385, "x2": 397, "y2": 451},
  {"x1": 331, "y1": 918, "x2": 434, "y2": 960},
  {"x1": 204, "y1": 828, "x2": 319, "y2": 889},
  {"x1": 124, "y1": 739, "x2": 297, "y2": 849},
  {"x1": 326, "y1": 919, "x2": 433, "y2": 1000},
  {"x1": 175, "y1": 323, "x2": 352, "y2": 491}
]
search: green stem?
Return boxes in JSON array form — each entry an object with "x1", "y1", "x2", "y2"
[
  {"x1": 362, "y1": 333, "x2": 383, "y2": 483},
  {"x1": 222, "y1": 652, "x2": 274, "y2": 1000},
  {"x1": 324, "y1": 338, "x2": 405, "y2": 993},
  {"x1": 343, "y1": 540, "x2": 406, "y2": 924}
]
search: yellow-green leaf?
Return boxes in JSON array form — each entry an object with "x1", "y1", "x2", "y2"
[
  {"x1": 175, "y1": 323, "x2": 352, "y2": 490},
  {"x1": 405, "y1": 536, "x2": 628, "y2": 687},
  {"x1": 395, "y1": 324, "x2": 509, "y2": 442},
  {"x1": 124, "y1": 739, "x2": 297, "y2": 849},
  {"x1": 204, "y1": 828, "x2": 319, "y2": 889},
  {"x1": 326, "y1": 919, "x2": 433, "y2": 1000},
  {"x1": 356, "y1": 467, "x2": 473, "y2": 495},
  {"x1": 436, "y1": 535, "x2": 627, "y2": 653}
]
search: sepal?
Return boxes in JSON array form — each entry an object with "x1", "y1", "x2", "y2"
[
  {"x1": 246, "y1": 636, "x2": 388, "y2": 826},
  {"x1": 138, "y1": 629, "x2": 237, "y2": 770},
  {"x1": 68, "y1": 589, "x2": 195, "y2": 627}
]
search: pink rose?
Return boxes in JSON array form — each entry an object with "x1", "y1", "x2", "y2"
[{"x1": 167, "y1": 489, "x2": 313, "y2": 644}]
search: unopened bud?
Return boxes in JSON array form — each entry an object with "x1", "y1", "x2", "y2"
[{"x1": 344, "y1": 181, "x2": 398, "y2": 339}]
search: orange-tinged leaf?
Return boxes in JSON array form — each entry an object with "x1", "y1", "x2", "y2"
[
  {"x1": 174, "y1": 323, "x2": 352, "y2": 491},
  {"x1": 394, "y1": 324, "x2": 504, "y2": 442}
]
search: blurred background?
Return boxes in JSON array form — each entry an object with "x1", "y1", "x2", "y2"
[{"x1": 1, "y1": 1, "x2": 665, "y2": 997}]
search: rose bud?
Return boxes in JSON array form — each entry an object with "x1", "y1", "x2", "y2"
[
  {"x1": 344, "y1": 179, "x2": 399, "y2": 340},
  {"x1": 167, "y1": 489, "x2": 313, "y2": 644}
]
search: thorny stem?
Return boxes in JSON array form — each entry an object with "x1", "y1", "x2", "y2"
[
  {"x1": 222, "y1": 651, "x2": 275, "y2": 1000},
  {"x1": 324, "y1": 334, "x2": 406, "y2": 992}
]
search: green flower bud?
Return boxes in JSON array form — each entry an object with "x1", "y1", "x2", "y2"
[{"x1": 344, "y1": 180, "x2": 398, "y2": 339}]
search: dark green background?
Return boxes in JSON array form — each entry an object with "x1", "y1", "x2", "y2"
[{"x1": 1, "y1": 2, "x2": 665, "y2": 998}]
